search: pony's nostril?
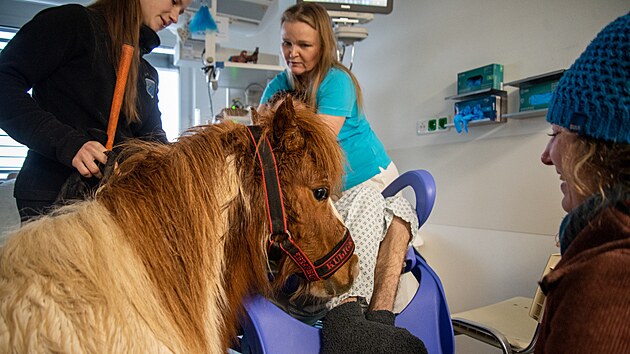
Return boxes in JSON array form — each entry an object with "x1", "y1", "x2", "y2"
[
  {"x1": 322, "y1": 279, "x2": 338, "y2": 296},
  {"x1": 322, "y1": 258, "x2": 358, "y2": 296}
]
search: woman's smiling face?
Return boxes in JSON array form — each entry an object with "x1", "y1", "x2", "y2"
[
  {"x1": 140, "y1": 0, "x2": 192, "y2": 32},
  {"x1": 541, "y1": 124, "x2": 587, "y2": 212}
]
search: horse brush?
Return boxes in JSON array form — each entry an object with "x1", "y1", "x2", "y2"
[
  {"x1": 106, "y1": 43, "x2": 134, "y2": 150},
  {"x1": 56, "y1": 44, "x2": 134, "y2": 203}
]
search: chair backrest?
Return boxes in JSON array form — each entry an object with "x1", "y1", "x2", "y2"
[
  {"x1": 529, "y1": 253, "x2": 561, "y2": 322},
  {"x1": 239, "y1": 169, "x2": 454, "y2": 354},
  {"x1": 382, "y1": 169, "x2": 436, "y2": 227}
]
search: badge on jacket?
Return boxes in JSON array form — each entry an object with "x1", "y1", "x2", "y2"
[{"x1": 145, "y1": 78, "x2": 157, "y2": 99}]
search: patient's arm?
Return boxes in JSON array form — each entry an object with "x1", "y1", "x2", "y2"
[{"x1": 369, "y1": 216, "x2": 412, "y2": 312}]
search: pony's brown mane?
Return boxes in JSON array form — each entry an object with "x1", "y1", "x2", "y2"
[{"x1": 97, "y1": 97, "x2": 344, "y2": 352}]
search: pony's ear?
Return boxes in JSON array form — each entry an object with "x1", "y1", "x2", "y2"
[
  {"x1": 250, "y1": 107, "x2": 262, "y2": 125},
  {"x1": 271, "y1": 96, "x2": 304, "y2": 151}
]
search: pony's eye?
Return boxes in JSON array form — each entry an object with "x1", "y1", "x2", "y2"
[{"x1": 313, "y1": 187, "x2": 329, "y2": 201}]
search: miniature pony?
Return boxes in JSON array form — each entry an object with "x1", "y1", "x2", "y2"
[{"x1": 0, "y1": 96, "x2": 358, "y2": 353}]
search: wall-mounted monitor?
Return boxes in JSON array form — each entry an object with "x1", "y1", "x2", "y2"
[{"x1": 297, "y1": 0, "x2": 393, "y2": 15}]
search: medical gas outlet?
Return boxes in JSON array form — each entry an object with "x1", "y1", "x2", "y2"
[{"x1": 417, "y1": 117, "x2": 450, "y2": 135}]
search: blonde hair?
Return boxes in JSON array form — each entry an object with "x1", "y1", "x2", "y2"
[
  {"x1": 563, "y1": 136, "x2": 630, "y2": 200},
  {"x1": 281, "y1": 2, "x2": 364, "y2": 111},
  {"x1": 88, "y1": 0, "x2": 143, "y2": 124}
]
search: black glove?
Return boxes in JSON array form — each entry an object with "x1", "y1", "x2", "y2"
[
  {"x1": 321, "y1": 301, "x2": 428, "y2": 354},
  {"x1": 365, "y1": 309, "x2": 396, "y2": 326}
]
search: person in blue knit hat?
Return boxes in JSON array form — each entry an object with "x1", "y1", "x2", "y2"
[{"x1": 536, "y1": 12, "x2": 629, "y2": 354}]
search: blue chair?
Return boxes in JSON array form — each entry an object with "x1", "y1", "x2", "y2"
[{"x1": 239, "y1": 170, "x2": 455, "y2": 354}]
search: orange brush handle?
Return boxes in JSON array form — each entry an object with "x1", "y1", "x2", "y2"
[{"x1": 105, "y1": 44, "x2": 134, "y2": 150}]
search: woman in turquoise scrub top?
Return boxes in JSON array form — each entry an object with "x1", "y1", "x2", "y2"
[{"x1": 260, "y1": 2, "x2": 421, "y2": 322}]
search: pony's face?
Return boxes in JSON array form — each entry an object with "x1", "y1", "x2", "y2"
[
  {"x1": 279, "y1": 182, "x2": 359, "y2": 299},
  {"x1": 258, "y1": 96, "x2": 359, "y2": 301}
]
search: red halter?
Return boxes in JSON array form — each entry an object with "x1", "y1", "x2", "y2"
[{"x1": 246, "y1": 126, "x2": 355, "y2": 282}]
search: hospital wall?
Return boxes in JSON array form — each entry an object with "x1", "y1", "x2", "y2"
[
  {"x1": 234, "y1": 1, "x2": 629, "y2": 353},
  {"x1": 359, "y1": 2, "x2": 628, "y2": 352}
]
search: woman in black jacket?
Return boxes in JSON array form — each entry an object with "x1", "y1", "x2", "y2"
[{"x1": 0, "y1": 0, "x2": 191, "y2": 220}]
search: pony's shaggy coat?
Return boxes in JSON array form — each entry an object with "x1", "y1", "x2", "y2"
[{"x1": 0, "y1": 97, "x2": 357, "y2": 353}]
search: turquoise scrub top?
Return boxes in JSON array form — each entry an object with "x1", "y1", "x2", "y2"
[{"x1": 261, "y1": 68, "x2": 391, "y2": 190}]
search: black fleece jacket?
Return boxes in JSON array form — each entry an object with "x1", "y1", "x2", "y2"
[{"x1": 0, "y1": 4, "x2": 167, "y2": 201}]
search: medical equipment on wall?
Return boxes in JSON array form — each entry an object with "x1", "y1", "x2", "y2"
[
  {"x1": 175, "y1": 3, "x2": 281, "y2": 98},
  {"x1": 174, "y1": 0, "x2": 220, "y2": 118},
  {"x1": 298, "y1": 0, "x2": 393, "y2": 15},
  {"x1": 174, "y1": 0, "x2": 277, "y2": 67},
  {"x1": 173, "y1": 1, "x2": 219, "y2": 67},
  {"x1": 330, "y1": 10, "x2": 372, "y2": 69},
  {"x1": 453, "y1": 94, "x2": 506, "y2": 133},
  {"x1": 443, "y1": 62, "x2": 507, "y2": 134},
  {"x1": 298, "y1": 0, "x2": 394, "y2": 70}
]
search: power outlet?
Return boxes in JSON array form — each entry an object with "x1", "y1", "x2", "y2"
[
  {"x1": 416, "y1": 119, "x2": 429, "y2": 135},
  {"x1": 428, "y1": 119, "x2": 437, "y2": 132},
  {"x1": 418, "y1": 117, "x2": 451, "y2": 135},
  {"x1": 437, "y1": 117, "x2": 449, "y2": 130}
]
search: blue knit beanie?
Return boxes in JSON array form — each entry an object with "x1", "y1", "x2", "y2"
[{"x1": 546, "y1": 12, "x2": 630, "y2": 144}]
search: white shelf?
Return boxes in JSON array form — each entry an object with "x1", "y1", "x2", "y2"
[
  {"x1": 445, "y1": 88, "x2": 507, "y2": 101},
  {"x1": 504, "y1": 70, "x2": 565, "y2": 88},
  {"x1": 216, "y1": 61, "x2": 284, "y2": 89},
  {"x1": 502, "y1": 109, "x2": 548, "y2": 119},
  {"x1": 444, "y1": 118, "x2": 507, "y2": 128}
]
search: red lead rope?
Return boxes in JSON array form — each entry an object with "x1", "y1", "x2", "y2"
[{"x1": 246, "y1": 126, "x2": 354, "y2": 282}]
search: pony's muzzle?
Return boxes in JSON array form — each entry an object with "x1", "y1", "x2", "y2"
[{"x1": 320, "y1": 254, "x2": 359, "y2": 297}]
